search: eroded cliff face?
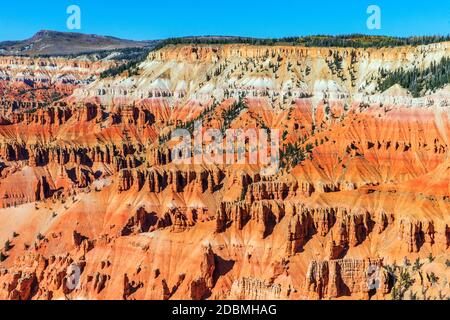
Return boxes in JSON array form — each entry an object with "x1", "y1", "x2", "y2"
[
  {"x1": 0, "y1": 56, "x2": 117, "y2": 115},
  {"x1": 74, "y1": 42, "x2": 450, "y2": 103},
  {"x1": 0, "y1": 43, "x2": 448, "y2": 300}
]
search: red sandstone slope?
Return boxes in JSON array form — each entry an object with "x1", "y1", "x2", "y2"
[{"x1": 0, "y1": 43, "x2": 448, "y2": 300}]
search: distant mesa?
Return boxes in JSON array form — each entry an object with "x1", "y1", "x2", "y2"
[{"x1": 0, "y1": 30, "x2": 157, "y2": 57}]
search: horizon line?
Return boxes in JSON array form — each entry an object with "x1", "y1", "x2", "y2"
[{"x1": 2, "y1": 29, "x2": 450, "y2": 43}]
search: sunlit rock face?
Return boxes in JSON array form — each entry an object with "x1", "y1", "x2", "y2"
[
  {"x1": 0, "y1": 56, "x2": 117, "y2": 116},
  {"x1": 0, "y1": 42, "x2": 448, "y2": 300}
]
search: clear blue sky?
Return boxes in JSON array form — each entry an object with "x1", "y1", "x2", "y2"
[{"x1": 0, "y1": 0, "x2": 448, "y2": 41}]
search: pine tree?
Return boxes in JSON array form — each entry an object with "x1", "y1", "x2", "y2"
[{"x1": 4, "y1": 240, "x2": 11, "y2": 252}]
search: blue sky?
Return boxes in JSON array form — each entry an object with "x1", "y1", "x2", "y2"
[{"x1": 0, "y1": 1, "x2": 448, "y2": 41}]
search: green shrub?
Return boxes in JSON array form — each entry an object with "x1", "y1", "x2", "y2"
[
  {"x1": 4, "y1": 240, "x2": 12, "y2": 252},
  {"x1": 0, "y1": 252, "x2": 7, "y2": 262},
  {"x1": 428, "y1": 272, "x2": 439, "y2": 285},
  {"x1": 413, "y1": 258, "x2": 423, "y2": 271}
]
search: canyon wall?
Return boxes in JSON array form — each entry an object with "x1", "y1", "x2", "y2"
[{"x1": 0, "y1": 42, "x2": 448, "y2": 300}]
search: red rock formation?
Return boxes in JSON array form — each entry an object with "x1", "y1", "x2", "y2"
[
  {"x1": 0, "y1": 42, "x2": 448, "y2": 300},
  {"x1": 304, "y1": 259, "x2": 389, "y2": 300}
]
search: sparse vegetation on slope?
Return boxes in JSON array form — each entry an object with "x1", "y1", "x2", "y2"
[
  {"x1": 384, "y1": 257, "x2": 448, "y2": 300},
  {"x1": 99, "y1": 47, "x2": 153, "y2": 79},
  {"x1": 221, "y1": 98, "x2": 248, "y2": 133},
  {"x1": 280, "y1": 143, "x2": 306, "y2": 169},
  {"x1": 62, "y1": 46, "x2": 158, "y2": 61}
]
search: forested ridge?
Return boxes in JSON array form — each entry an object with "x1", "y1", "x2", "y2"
[{"x1": 378, "y1": 57, "x2": 450, "y2": 97}]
